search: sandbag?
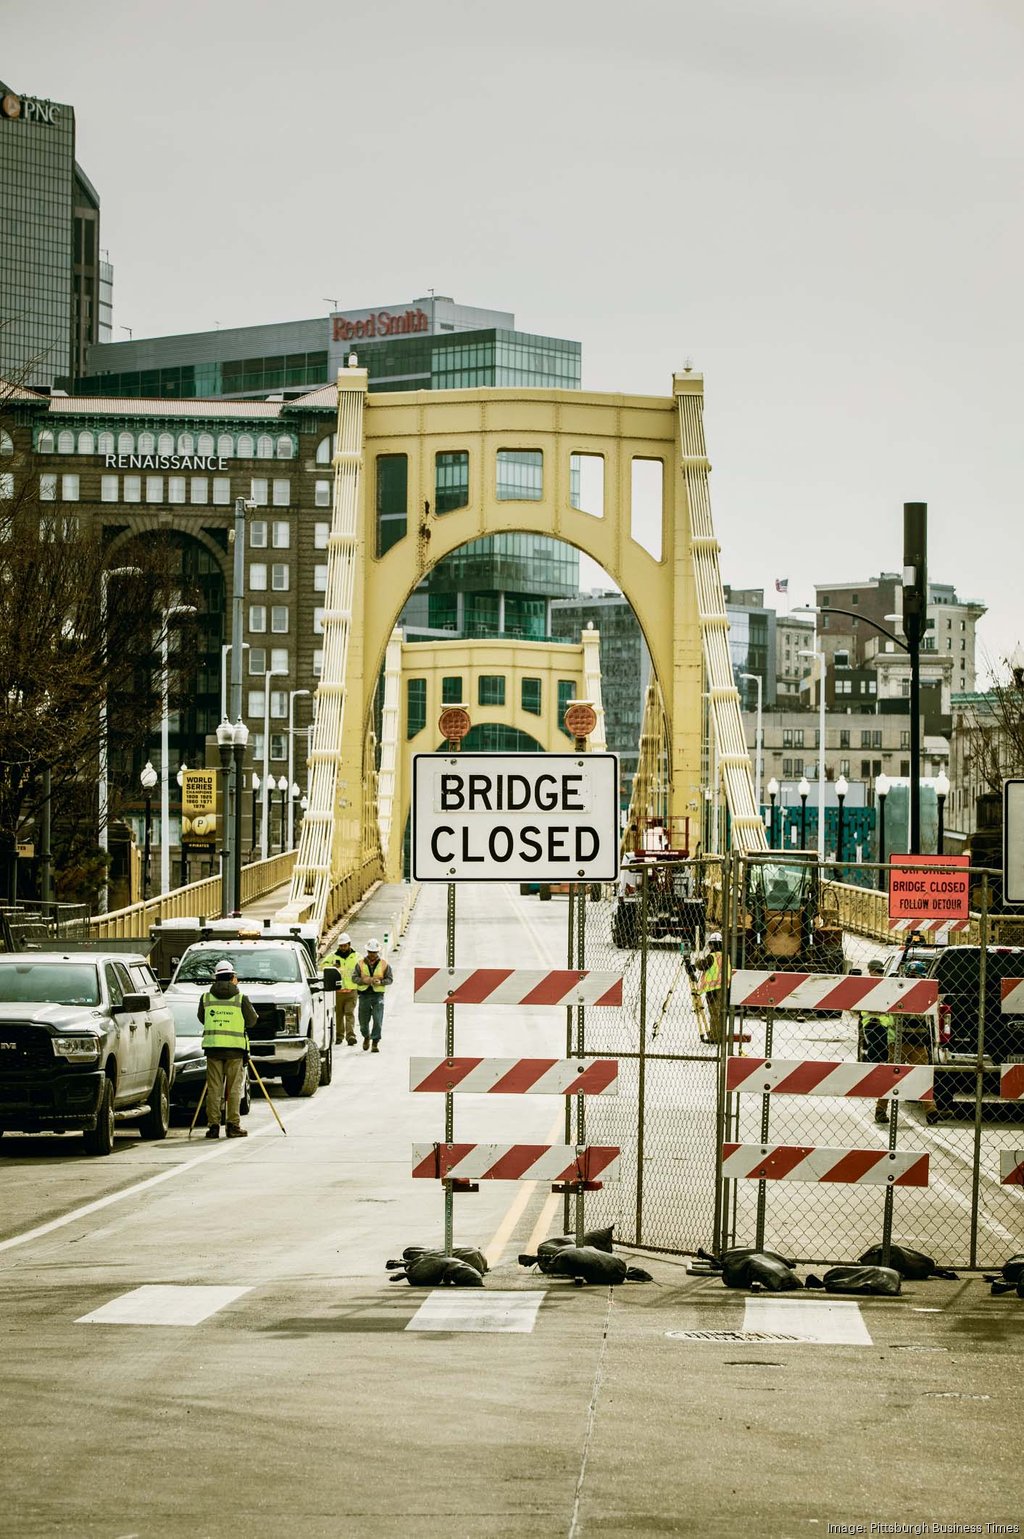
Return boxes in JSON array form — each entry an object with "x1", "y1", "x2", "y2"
[
  {"x1": 698, "y1": 1246, "x2": 796, "y2": 1273},
  {"x1": 858, "y1": 1244, "x2": 958, "y2": 1281},
  {"x1": 720, "y1": 1251, "x2": 803, "y2": 1292},
  {"x1": 805, "y1": 1266, "x2": 901, "y2": 1296},
  {"x1": 545, "y1": 1245, "x2": 653, "y2": 1285},
  {"x1": 982, "y1": 1253, "x2": 1024, "y2": 1286},
  {"x1": 519, "y1": 1227, "x2": 616, "y2": 1274},
  {"x1": 388, "y1": 1252, "x2": 484, "y2": 1287},
  {"x1": 398, "y1": 1245, "x2": 488, "y2": 1275}
]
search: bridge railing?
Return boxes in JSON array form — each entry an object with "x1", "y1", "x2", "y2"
[
  {"x1": 324, "y1": 855, "x2": 384, "y2": 931},
  {"x1": 827, "y1": 870, "x2": 1024, "y2": 948},
  {"x1": 88, "y1": 851, "x2": 298, "y2": 940}
]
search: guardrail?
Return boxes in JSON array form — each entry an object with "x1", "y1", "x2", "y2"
[
  {"x1": 827, "y1": 872, "x2": 1024, "y2": 948},
  {"x1": 325, "y1": 855, "x2": 383, "y2": 929},
  {"x1": 88, "y1": 851, "x2": 298, "y2": 940}
]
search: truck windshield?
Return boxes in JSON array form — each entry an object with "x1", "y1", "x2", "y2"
[
  {"x1": 0, "y1": 963, "x2": 100, "y2": 1006},
  {"x1": 175, "y1": 949, "x2": 302, "y2": 984},
  {"x1": 749, "y1": 863, "x2": 809, "y2": 911}
]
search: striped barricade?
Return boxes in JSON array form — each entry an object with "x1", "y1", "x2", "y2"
[
  {"x1": 413, "y1": 967, "x2": 623, "y2": 1006},
  {"x1": 729, "y1": 971, "x2": 938, "y2": 1015},
  {"x1": 410, "y1": 1057, "x2": 618, "y2": 1096},
  {"x1": 999, "y1": 1151, "x2": 1024, "y2": 1187},
  {"x1": 1000, "y1": 979, "x2": 1024, "y2": 1014},
  {"x1": 889, "y1": 919, "x2": 969, "y2": 940},
  {"x1": 411, "y1": 1143, "x2": 621, "y2": 1183},
  {"x1": 726, "y1": 1057, "x2": 934, "y2": 1102},
  {"x1": 1000, "y1": 1064, "x2": 1024, "y2": 1101},
  {"x1": 721, "y1": 1143, "x2": 930, "y2": 1186}
]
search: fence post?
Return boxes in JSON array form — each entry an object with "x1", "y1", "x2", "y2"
[
  {"x1": 968, "y1": 871, "x2": 990, "y2": 1269},
  {"x1": 754, "y1": 1004, "x2": 774, "y2": 1252},
  {"x1": 714, "y1": 853, "x2": 733, "y2": 1255},
  {"x1": 635, "y1": 859, "x2": 648, "y2": 1247},
  {"x1": 563, "y1": 874, "x2": 576, "y2": 1236}
]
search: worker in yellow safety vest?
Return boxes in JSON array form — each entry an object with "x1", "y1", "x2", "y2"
[
  {"x1": 859, "y1": 958, "x2": 896, "y2": 1125},
  {"x1": 321, "y1": 932, "x2": 361, "y2": 1047},
  {"x1": 694, "y1": 932, "x2": 728, "y2": 1045},
  {"x1": 198, "y1": 958, "x2": 257, "y2": 1139},
  {"x1": 354, "y1": 939, "x2": 393, "y2": 1053}
]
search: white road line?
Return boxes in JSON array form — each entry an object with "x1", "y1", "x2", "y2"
[
  {"x1": 76, "y1": 1284, "x2": 251, "y2": 1326},
  {"x1": 743, "y1": 1297, "x2": 872, "y2": 1345},
  {"x1": 405, "y1": 1290, "x2": 545, "y2": 1333}
]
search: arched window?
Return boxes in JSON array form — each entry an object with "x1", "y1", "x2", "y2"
[
  {"x1": 237, "y1": 433, "x2": 255, "y2": 458},
  {"x1": 138, "y1": 430, "x2": 155, "y2": 454},
  {"x1": 177, "y1": 432, "x2": 195, "y2": 455},
  {"x1": 117, "y1": 431, "x2": 134, "y2": 454},
  {"x1": 276, "y1": 435, "x2": 294, "y2": 460},
  {"x1": 157, "y1": 432, "x2": 174, "y2": 455},
  {"x1": 77, "y1": 430, "x2": 95, "y2": 454},
  {"x1": 315, "y1": 435, "x2": 335, "y2": 465},
  {"x1": 97, "y1": 431, "x2": 113, "y2": 454},
  {"x1": 217, "y1": 433, "x2": 233, "y2": 457},
  {"x1": 0, "y1": 430, "x2": 14, "y2": 457},
  {"x1": 256, "y1": 434, "x2": 273, "y2": 459},
  {"x1": 58, "y1": 429, "x2": 75, "y2": 454},
  {"x1": 197, "y1": 432, "x2": 214, "y2": 455}
]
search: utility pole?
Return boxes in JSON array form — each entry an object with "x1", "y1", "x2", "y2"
[
  {"x1": 902, "y1": 503, "x2": 927, "y2": 855},
  {"x1": 226, "y1": 496, "x2": 249, "y2": 912}
]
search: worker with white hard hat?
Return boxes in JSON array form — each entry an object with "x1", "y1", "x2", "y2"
[
  {"x1": 353, "y1": 938, "x2": 393, "y2": 1053},
  {"x1": 320, "y1": 932, "x2": 360, "y2": 1046}
]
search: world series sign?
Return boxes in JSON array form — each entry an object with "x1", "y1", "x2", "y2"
[{"x1": 411, "y1": 752, "x2": 619, "y2": 882}]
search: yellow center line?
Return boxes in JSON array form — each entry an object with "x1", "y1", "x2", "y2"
[{"x1": 483, "y1": 1106, "x2": 565, "y2": 1268}]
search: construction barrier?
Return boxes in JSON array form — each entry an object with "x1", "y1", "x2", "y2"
[
  {"x1": 412, "y1": 967, "x2": 623, "y2": 1006},
  {"x1": 721, "y1": 1143, "x2": 930, "y2": 1186},
  {"x1": 888, "y1": 918, "x2": 970, "y2": 940},
  {"x1": 729, "y1": 971, "x2": 938, "y2": 1014},
  {"x1": 1000, "y1": 978, "x2": 1024, "y2": 1013},
  {"x1": 999, "y1": 1151, "x2": 1024, "y2": 1186},
  {"x1": 410, "y1": 1057, "x2": 618, "y2": 1095},
  {"x1": 1000, "y1": 1065, "x2": 1024, "y2": 1100},
  {"x1": 725, "y1": 1058, "x2": 934, "y2": 1102},
  {"x1": 412, "y1": 1143, "x2": 621, "y2": 1182}
]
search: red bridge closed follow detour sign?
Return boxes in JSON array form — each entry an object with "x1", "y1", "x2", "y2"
[{"x1": 887, "y1": 853, "x2": 970, "y2": 922}]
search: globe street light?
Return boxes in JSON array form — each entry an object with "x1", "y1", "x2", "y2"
[
  {"x1": 140, "y1": 760, "x2": 157, "y2": 901},
  {"x1": 935, "y1": 768, "x2": 950, "y2": 854},
  {"x1": 231, "y1": 721, "x2": 249, "y2": 912},
  {"x1": 251, "y1": 771, "x2": 260, "y2": 856},
  {"x1": 798, "y1": 774, "x2": 810, "y2": 851},
  {"x1": 835, "y1": 772, "x2": 848, "y2": 877},
  {"x1": 876, "y1": 771, "x2": 891, "y2": 890},
  {"x1": 276, "y1": 775, "x2": 289, "y2": 854},
  {"x1": 766, "y1": 776, "x2": 779, "y2": 849}
]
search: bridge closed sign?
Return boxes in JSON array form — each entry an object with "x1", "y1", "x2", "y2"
[
  {"x1": 412, "y1": 752, "x2": 619, "y2": 882},
  {"x1": 887, "y1": 853, "x2": 970, "y2": 922}
]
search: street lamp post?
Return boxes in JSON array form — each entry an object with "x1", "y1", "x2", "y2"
[
  {"x1": 876, "y1": 771, "x2": 890, "y2": 889},
  {"x1": 98, "y1": 565, "x2": 142, "y2": 913},
  {"x1": 935, "y1": 768, "x2": 949, "y2": 854},
  {"x1": 798, "y1": 774, "x2": 810, "y2": 851},
  {"x1": 835, "y1": 772, "x2": 848, "y2": 877},
  {"x1": 902, "y1": 503, "x2": 928, "y2": 855},
  {"x1": 767, "y1": 776, "x2": 779, "y2": 849},
  {"x1": 799, "y1": 642, "x2": 827, "y2": 862},
  {"x1": 290, "y1": 782, "x2": 301, "y2": 849},
  {"x1": 232, "y1": 721, "x2": 249, "y2": 913},
  {"x1": 260, "y1": 671, "x2": 285, "y2": 860},
  {"x1": 740, "y1": 671, "x2": 763, "y2": 812},
  {"x1": 140, "y1": 761, "x2": 157, "y2": 901},
  {"x1": 176, "y1": 763, "x2": 188, "y2": 887},
  {"x1": 159, "y1": 603, "x2": 197, "y2": 894},
  {"x1": 277, "y1": 776, "x2": 289, "y2": 854},
  {"x1": 251, "y1": 771, "x2": 260, "y2": 856},
  {"x1": 220, "y1": 641, "x2": 250, "y2": 722},
  {"x1": 287, "y1": 689, "x2": 311, "y2": 850},
  {"x1": 216, "y1": 720, "x2": 235, "y2": 915}
]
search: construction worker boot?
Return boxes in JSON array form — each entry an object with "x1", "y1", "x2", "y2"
[
  {"x1": 205, "y1": 1125, "x2": 220, "y2": 1139},
  {"x1": 371, "y1": 1042, "x2": 380, "y2": 1053},
  {"x1": 225, "y1": 1124, "x2": 248, "y2": 1138},
  {"x1": 362, "y1": 1037, "x2": 370, "y2": 1050}
]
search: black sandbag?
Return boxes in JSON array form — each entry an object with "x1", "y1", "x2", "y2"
[
  {"x1": 388, "y1": 1252, "x2": 484, "y2": 1287},
  {"x1": 805, "y1": 1265, "x2": 901, "y2": 1296},
  {"x1": 519, "y1": 1227, "x2": 617, "y2": 1273},
  {"x1": 982, "y1": 1253, "x2": 1024, "y2": 1286},
  {"x1": 389, "y1": 1245, "x2": 488, "y2": 1275},
  {"x1": 546, "y1": 1245, "x2": 652, "y2": 1285},
  {"x1": 698, "y1": 1246, "x2": 796, "y2": 1273},
  {"x1": 720, "y1": 1251, "x2": 803, "y2": 1291},
  {"x1": 858, "y1": 1244, "x2": 958, "y2": 1281}
]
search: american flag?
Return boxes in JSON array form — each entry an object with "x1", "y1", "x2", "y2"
[{"x1": 775, "y1": 578, "x2": 789, "y2": 594}]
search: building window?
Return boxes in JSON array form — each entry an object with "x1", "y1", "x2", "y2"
[
  {"x1": 40, "y1": 475, "x2": 57, "y2": 501},
  {"x1": 478, "y1": 675, "x2": 505, "y2": 707},
  {"x1": 313, "y1": 608, "x2": 324, "y2": 635},
  {"x1": 558, "y1": 679, "x2": 575, "y2": 734},
  {"x1": 270, "y1": 733, "x2": 286, "y2": 762},
  {"x1": 0, "y1": 472, "x2": 12, "y2": 499},
  {"x1": 782, "y1": 758, "x2": 793, "y2": 776},
  {"x1": 435, "y1": 451, "x2": 469, "y2": 514},
  {"x1": 315, "y1": 435, "x2": 335, "y2": 465},
  {"x1": 861, "y1": 731, "x2": 871, "y2": 748},
  {"x1": 900, "y1": 731, "x2": 910, "y2": 748},
  {"x1": 116, "y1": 431, "x2": 133, "y2": 454},
  {"x1": 271, "y1": 564, "x2": 289, "y2": 591},
  {"x1": 873, "y1": 731, "x2": 882, "y2": 749},
  {"x1": 272, "y1": 479, "x2": 290, "y2": 508},
  {"x1": 407, "y1": 678, "x2": 427, "y2": 738},
  {"x1": 197, "y1": 433, "x2": 214, "y2": 456},
  {"x1": 840, "y1": 759, "x2": 850, "y2": 776},
  {"x1": 250, "y1": 478, "x2": 268, "y2": 506},
  {"x1": 782, "y1": 729, "x2": 793, "y2": 749},
  {"x1": 256, "y1": 435, "x2": 273, "y2": 459},
  {"x1": 497, "y1": 448, "x2": 542, "y2": 501},
  {"x1": 793, "y1": 758, "x2": 804, "y2": 775},
  {"x1": 77, "y1": 430, "x2": 94, "y2": 454},
  {"x1": 271, "y1": 648, "x2": 289, "y2": 675},
  {"x1": 794, "y1": 730, "x2": 804, "y2": 748},
  {"x1": 250, "y1": 563, "x2": 267, "y2": 591},
  {"x1": 315, "y1": 480, "x2": 331, "y2": 508},
  {"x1": 901, "y1": 760, "x2": 910, "y2": 776},
  {"x1": 250, "y1": 521, "x2": 268, "y2": 548},
  {"x1": 97, "y1": 431, "x2": 113, "y2": 454},
  {"x1": 238, "y1": 434, "x2": 255, "y2": 459},
  {"x1": 168, "y1": 477, "x2": 186, "y2": 504},
  {"x1": 522, "y1": 677, "x2": 542, "y2": 715},
  {"x1": 217, "y1": 434, "x2": 233, "y2": 458},
  {"x1": 839, "y1": 730, "x2": 850, "y2": 748},
  {"x1": 270, "y1": 690, "x2": 287, "y2": 720},
  {"x1": 312, "y1": 649, "x2": 323, "y2": 676},
  {"x1": 213, "y1": 478, "x2": 230, "y2": 505},
  {"x1": 177, "y1": 433, "x2": 195, "y2": 455},
  {"x1": 272, "y1": 521, "x2": 290, "y2": 549},
  {"x1": 314, "y1": 564, "x2": 327, "y2": 592},
  {"x1": 271, "y1": 606, "x2": 289, "y2": 633},
  {"x1": 249, "y1": 605, "x2": 266, "y2": 633},
  {"x1": 314, "y1": 522, "x2": 329, "y2": 549},
  {"x1": 376, "y1": 454, "x2": 407, "y2": 556},
  {"x1": 101, "y1": 474, "x2": 118, "y2": 503},
  {"x1": 249, "y1": 648, "x2": 266, "y2": 675},
  {"x1": 248, "y1": 690, "x2": 265, "y2": 718},
  {"x1": 276, "y1": 436, "x2": 293, "y2": 460},
  {"x1": 0, "y1": 430, "x2": 12, "y2": 457},
  {"x1": 442, "y1": 676, "x2": 463, "y2": 704},
  {"x1": 58, "y1": 431, "x2": 76, "y2": 455},
  {"x1": 157, "y1": 432, "x2": 174, "y2": 455},
  {"x1": 190, "y1": 477, "x2": 208, "y2": 504},
  {"x1": 146, "y1": 476, "x2": 164, "y2": 503},
  {"x1": 137, "y1": 431, "x2": 154, "y2": 454}
]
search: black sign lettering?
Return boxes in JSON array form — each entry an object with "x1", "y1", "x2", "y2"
[
  {"x1": 430, "y1": 827, "x2": 454, "y2": 862},
  {"x1": 439, "y1": 775, "x2": 464, "y2": 811}
]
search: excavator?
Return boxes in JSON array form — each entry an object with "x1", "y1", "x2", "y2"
[{"x1": 738, "y1": 852, "x2": 845, "y2": 974}]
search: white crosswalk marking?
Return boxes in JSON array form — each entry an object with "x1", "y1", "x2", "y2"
[
  {"x1": 743, "y1": 1297, "x2": 872, "y2": 1344},
  {"x1": 76, "y1": 1285, "x2": 252, "y2": 1326},
  {"x1": 405, "y1": 1290, "x2": 545, "y2": 1333}
]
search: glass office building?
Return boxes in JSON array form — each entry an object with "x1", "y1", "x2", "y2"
[{"x1": 0, "y1": 82, "x2": 105, "y2": 387}]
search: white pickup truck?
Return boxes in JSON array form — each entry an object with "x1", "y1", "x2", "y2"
[{"x1": 163, "y1": 938, "x2": 336, "y2": 1096}]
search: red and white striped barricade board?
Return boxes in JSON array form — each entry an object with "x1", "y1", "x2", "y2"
[
  {"x1": 413, "y1": 967, "x2": 623, "y2": 1007},
  {"x1": 1000, "y1": 979, "x2": 1024, "y2": 1015},
  {"x1": 721, "y1": 1143, "x2": 930, "y2": 1186},
  {"x1": 999, "y1": 1151, "x2": 1024, "y2": 1187},
  {"x1": 725, "y1": 1057, "x2": 934, "y2": 1102},
  {"x1": 410, "y1": 1057, "x2": 619, "y2": 1096},
  {"x1": 729, "y1": 971, "x2": 938, "y2": 1015},
  {"x1": 412, "y1": 1143, "x2": 621, "y2": 1182},
  {"x1": 1000, "y1": 1064, "x2": 1024, "y2": 1101},
  {"x1": 888, "y1": 918, "x2": 969, "y2": 941}
]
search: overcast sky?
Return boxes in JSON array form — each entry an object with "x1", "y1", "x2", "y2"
[{"x1": 6, "y1": 0, "x2": 1022, "y2": 676}]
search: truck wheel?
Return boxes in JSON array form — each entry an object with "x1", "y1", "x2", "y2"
[
  {"x1": 83, "y1": 1079, "x2": 115, "y2": 1156},
  {"x1": 320, "y1": 1040, "x2": 333, "y2": 1086},
  {"x1": 284, "y1": 1043, "x2": 321, "y2": 1097},
  {"x1": 138, "y1": 1066, "x2": 170, "y2": 1140}
]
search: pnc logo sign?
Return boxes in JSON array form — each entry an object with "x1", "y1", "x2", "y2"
[
  {"x1": 1, "y1": 92, "x2": 62, "y2": 126},
  {"x1": 332, "y1": 308, "x2": 429, "y2": 343}
]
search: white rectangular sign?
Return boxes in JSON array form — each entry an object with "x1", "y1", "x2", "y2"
[
  {"x1": 412, "y1": 752, "x2": 619, "y2": 882},
  {"x1": 1005, "y1": 778, "x2": 1024, "y2": 905}
]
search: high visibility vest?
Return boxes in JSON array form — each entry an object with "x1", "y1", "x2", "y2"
[
  {"x1": 323, "y1": 950, "x2": 360, "y2": 991},
  {"x1": 201, "y1": 990, "x2": 249, "y2": 1052},
  {"x1": 699, "y1": 953, "x2": 725, "y2": 995},
  {"x1": 861, "y1": 1010, "x2": 896, "y2": 1041},
  {"x1": 354, "y1": 957, "x2": 388, "y2": 994}
]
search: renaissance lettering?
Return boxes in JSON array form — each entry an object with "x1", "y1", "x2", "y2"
[{"x1": 102, "y1": 454, "x2": 229, "y2": 471}]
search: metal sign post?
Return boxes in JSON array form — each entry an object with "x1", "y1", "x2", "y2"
[
  {"x1": 438, "y1": 706, "x2": 471, "y2": 1255},
  {"x1": 1005, "y1": 779, "x2": 1024, "y2": 905},
  {"x1": 565, "y1": 702, "x2": 598, "y2": 1246}
]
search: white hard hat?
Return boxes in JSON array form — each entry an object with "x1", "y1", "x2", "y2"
[
  {"x1": 214, "y1": 959, "x2": 235, "y2": 977},
  {"x1": 366, "y1": 937, "x2": 381, "y2": 951},
  {"x1": 338, "y1": 933, "x2": 351, "y2": 945}
]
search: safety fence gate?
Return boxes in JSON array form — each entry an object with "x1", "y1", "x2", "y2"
[{"x1": 579, "y1": 853, "x2": 1024, "y2": 1269}]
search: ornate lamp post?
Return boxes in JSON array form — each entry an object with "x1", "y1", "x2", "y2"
[
  {"x1": 935, "y1": 768, "x2": 949, "y2": 854},
  {"x1": 876, "y1": 771, "x2": 891, "y2": 890},
  {"x1": 251, "y1": 771, "x2": 260, "y2": 857},
  {"x1": 798, "y1": 774, "x2": 810, "y2": 852},
  {"x1": 176, "y1": 763, "x2": 189, "y2": 887},
  {"x1": 140, "y1": 761, "x2": 157, "y2": 901},
  {"x1": 276, "y1": 775, "x2": 289, "y2": 854},
  {"x1": 766, "y1": 776, "x2": 779, "y2": 849}
]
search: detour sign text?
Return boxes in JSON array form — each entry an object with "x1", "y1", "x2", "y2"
[{"x1": 887, "y1": 854, "x2": 969, "y2": 921}]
